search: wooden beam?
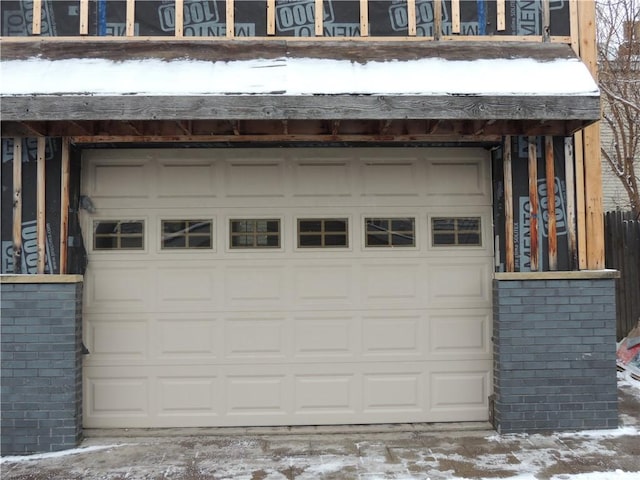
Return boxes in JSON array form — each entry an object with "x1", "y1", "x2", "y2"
[
  {"x1": 503, "y1": 136, "x2": 514, "y2": 272},
  {"x1": 545, "y1": 136, "x2": 557, "y2": 270},
  {"x1": 433, "y1": 0, "x2": 442, "y2": 40},
  {"x1": 12, "y1": 139, "x2": 22, "y2": 274},
  {"x1": 79, "y1": 0, "x2": 89, "y2": 35},
  {"x1": 574, "y1": 130, "x2": 587, "y2": 269},
  {"x1": 267, "y1": 0, "x2": 276, "y2": 35},
  {"x1": 59, "y1": 138, "x2": 70, "y2": 275},
  {"x1": 497, "y1": 0, "x2": 506, "y2": 32},
  {"x1": 407, "y1": 0, "x2": 417, "y2": 36},
  {"x1": 1, "y1": 95, "x2": 600, "y2": 123},
  {"x1": 564, "y1": 137, "x2": 578, "y2": 270},
  {"x1": 542, "y1": 0, "x2": 551, "y2": 42},
  {"x1": 569, "y1": 0, "x2": 579, "y2": 53},
  {"x1": 451, "y1": 0, "x2": 461, "y2": 34},
  {"x1": 32, "y1": 0, "x2": 42, "y2": 35},
  {"x1": 528, "y1": 136, "x2": 539, "y2": 272},
  {"x1": 315, "y1": 0, "x2": 323, "y2": 36},
  {"x1": 578, "y1": 0, "x2": 604, "y2": 269},
  {"x1": 175, "y1": 0, "x2": 184, "y2": 37},
  {"x1": 226, "y1": 0, "x2": 235, "y2": 37},
  {"x1": 36, "y1": 137, "x2": 46, "y2": 274},
  {"x1": 126, "y1": 0, "x2": 136, "y2": 37},
  {"x1": 360, "y1": 0, "x2": 369, "y2": 37}
]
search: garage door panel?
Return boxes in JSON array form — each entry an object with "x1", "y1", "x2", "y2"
[
  {"x1": 85, "y1": 263, "x2": 153, "y2": 312},
  {"x1": 82, "y1": 147, "x2": 493, "y2": 428},
  {"x1": 427, "y1": 259, "x2": 491, "y2": 308},
  {"x1": 362, "y1": 262, "x2": 424, "y2": 306},
  {"x1": 155, "y1": 316, "x2": 219, "y2": 359},
  {"x1": 293, "y1": 315, "x2": 356, "y2": 358},
  {"x1": 362, "y1": 314, "x2": 422, "y2": 358},
  {"x1": 157, "y1": 266, "x2": 218, "y2": 306},
  {"x1": 86, "y1": 317, "x2": 148, "y2": 361},
  {"x1": 292, "y1": 160, "x2": 352, "y2": 197},
  {"x1": 158, "y1": 376, "x2": 219, "y2": 415},
  {"x1": 294, "y1": 375, "x2": 356, "y2": 414},
  {"x1": 361, "y1": 160, "x2": 419, "y2": 197},
  {"x1": 157, "y1": 161, "x2": 218, "y2": 199},
  {"x1": 224, "y1": 316, "x2": 288, "y2": 360},
  {"x1": 428, "y1": 366, "x2": 491, "y2": 421},
  {"x1": 429, "y1": 311, "x2": 491, "y2": 358},
  {"x1": 225, "y1": 161, "x2": 285, "y2": 197},
  {"x1": 293, "y1": 264, "x2": 353, "y2": 304},
  {"x1": 224, "y1": 266, "x2": 286, "y2": 307}
]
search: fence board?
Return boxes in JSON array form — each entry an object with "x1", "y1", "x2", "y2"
[{"x1": 605, "y1": 211, "x2": 640, "y2": 339}]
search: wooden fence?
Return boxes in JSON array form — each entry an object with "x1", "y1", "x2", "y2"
[{"x1": 605, "y1": 211, "x2": 640, "y2": 339}]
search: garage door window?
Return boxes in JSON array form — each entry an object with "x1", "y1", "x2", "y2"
[
  {"x1": 298, "y1": 218, "x2": 348, "y2": 248},
  {"x1": 230, "y1": 219, "x2": 281, "y2": 248},
  {"x1": 432, "y1": 217, "x2": 482, "y2": 246},
  {"x1": 162, "y1": 220, "x2": 212, "y2": 249},
  {"x1": 365, "y1": 218, "x2": 415, "y2": 247},
  {"x1": 93, "y1": 220, "x2": 144, "y2": 250}
]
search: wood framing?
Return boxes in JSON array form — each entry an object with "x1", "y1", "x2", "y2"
[
  {"x1": 174, "y1": 0, "x2": 184, "y2": 37},
  {"x1": 12, "y1": 139, "x2": 22, "y2": 274},
  {"x1": 360, "y1": 0, "x2": 369, "y2": 37},
  {"x1": 528, "y1": 136, "x2": 539, "y2": 272},
  {"x1": 32, "y1": 0, "x2": 42, "y2": 35},
  {"x1": 267, "y1": 0, "x2": 276, "y2": 36},
  {"x1": 503, "y1": 136, "x2": 514, "y2": 272},
  {"x1": 36, "y1": 137, "x2": 46, "y2": 275},
  {"x1": 226, "y1": 0, "x2": 235, "y2": 37},
  {"x1": 577, "y1": 0, "x2": 604, "y2": 270},
  {"x1": 315, "y1": 0, "x2": 323, "y2": 36},
  {"x1": 452, "y1": 0, "x2": 461, "y2": 34},
  {"x1": 564, "y1": 137, "x2": 578, "y2": 270},
  {"x1": 433, "y1": 0, "x2": 442, "y2": 40},
  {"x1": 59, "y1": 138, "x2": 70, "y2": 275},
  {"x1": 126, "y1": 0, "x2": 136, "y2": 37},
  {"x1": 545, "y1": 135, "x2": 558, "y2": 270},
  {"x1": 79, "y1": 0, "x2": 89, "y2": 36},
  {"x1": 497, "y1": 0, "x2": 506, "y2": 32},
  {"x1": 407, "y1": 0, "x2": 417, "y2": 36}
]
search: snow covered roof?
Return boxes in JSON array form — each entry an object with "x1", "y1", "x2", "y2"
[{"x1": 0, "y1": 40, "x2": 601, "y2": 137}]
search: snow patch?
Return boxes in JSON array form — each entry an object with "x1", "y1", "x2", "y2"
[
  {"x1": 0, "y1": 444, "x2": 127, "y2": 464},
  {"x1": 1, "y1": 56, "x2": 599, "y2": 97}
]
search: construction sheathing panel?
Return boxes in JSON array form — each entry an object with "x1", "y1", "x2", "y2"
[
  {"x1": 0, "y1": 139, "x2": 61, "y2": 274},
  {"x1": 1, "y1": 0, "x2": 570, "y2": 37},
  {"x1": 492, "y1": 136, "x2": 571, "y2": 273}
]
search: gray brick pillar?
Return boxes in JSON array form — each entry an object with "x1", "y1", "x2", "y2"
[
  {"x1": 492, "y1": 273, "x2": 618, "y2": 433},
  {"x1": 1, "y1": 276, "x2": 84, "y2": 455}
]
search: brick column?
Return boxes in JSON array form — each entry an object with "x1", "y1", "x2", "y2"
[
  {"x1": 492, "y1": 273, "x2": 618, "y2": 433},
  {"x1": 1, "y1": 276, "x2": 83, "y2": 455}
]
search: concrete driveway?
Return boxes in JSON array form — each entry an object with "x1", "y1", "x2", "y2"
[{"x1": 2, "y1": 382, "x2": 639, "y2": 480}]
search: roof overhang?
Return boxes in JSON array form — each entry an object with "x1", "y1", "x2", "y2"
[{"x1": 0, "y1": 39, "x2": 600, "y2": 139}]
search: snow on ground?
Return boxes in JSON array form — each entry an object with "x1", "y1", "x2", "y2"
[{"x1": 0, "y1": 444, "x2": 125, "y2": 464}]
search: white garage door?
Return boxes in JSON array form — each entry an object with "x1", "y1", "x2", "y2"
[{"x1": 81, "y1": 148, "x2": 493, "y2": 428}]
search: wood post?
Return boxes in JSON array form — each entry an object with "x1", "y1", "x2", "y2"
[
  {"x1": 433, "y1": 0, "x2": 442, "y2": 40},
  {"x1": 315, "y1": 0, "x2": 323, "y2": 36},
  {"x1": 407, "y1": 0, "x2": 417, "y2": 36},
  {"x1": 12, "y1": 139, "x2": 22, "y2": 274},
  {"x1": 36, "y1": 138, "x2": 46, "y2": 274},
  {"x1": 267, "y1": 0, "x2": 276, "y2": 35},
  {"x1": 578, "y1": 0, "x2": 605, "y2": 270},
  {"x1": 126, "y1": 0, "x2": 136, "y2": 37},
  {"x1": 32, "y1": 0, "x2": 42, "y2": 35},
  {"x1": 360, "y1": 0, "x2": 369, "y2": 37},
  {"x1": 564, "y1": 137, "x2": 578, "y2": 270},
  {"x1": 79, "y1": 0, "x2": 89, "y2": 35},
  {"x1": 503, "y1": 136, "x2": 514, "y2": 272},
  {"x1": 227, "y1": 0, "x2": 235, "y2": 37},
  {"x1": 175, "y1": 0, "x2": 184, "y2": 37},
  {"x1": 545, "y1": 136, "x2": 557, "y2": 270},
  {"x1": 497, "y1": 0, "x2": 506, "y2": 31},
  {"x1": 528, "y1": 136, "x2": 539, "y2": 272},
  {"x1": 452, "y1": 0, "x2": 460, "y2": 34},
  {"x1": 60, "y1": 138, "x2": 71, "y2": 275},
  {"x1": 542, "y1": 0, "x2": 551, "y2": 42}
]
